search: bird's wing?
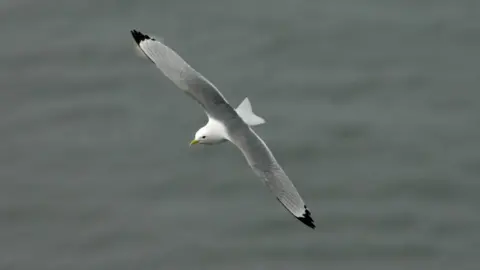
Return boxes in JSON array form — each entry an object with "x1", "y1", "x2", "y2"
[
  {"x1": 228, "y1": 127, "x2": 315, "y2": 229},
  {"x1": 131, "y1": 30, "x2": 240, "y2": 124}
]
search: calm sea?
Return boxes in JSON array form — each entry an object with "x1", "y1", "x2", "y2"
[{"x1": 1, "y1": 0, "x2": 479, "y2": 269}]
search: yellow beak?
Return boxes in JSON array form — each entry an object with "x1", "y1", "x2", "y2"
[{"x1": 189, "y1": 139, "x2": 199, "y2": 146}]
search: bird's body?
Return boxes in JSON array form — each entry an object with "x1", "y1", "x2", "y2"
[
  {"x1": 193, "y1": 97, "x2": 266, "y2": 145},
  {"x1": 131, "y1": 30, "x2": 315, "y2": 229}
]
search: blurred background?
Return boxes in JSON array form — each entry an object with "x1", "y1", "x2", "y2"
[{"x1": 1, "y1": 0, "x2": 479, "y2": 269}]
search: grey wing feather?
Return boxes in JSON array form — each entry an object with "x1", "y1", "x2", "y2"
[
  {"x1": 229, "y1": 127, "x2": 315, "y2": 229},
  {"x1": 131, "y1": 30, "x2": 239, "y2": 124}
]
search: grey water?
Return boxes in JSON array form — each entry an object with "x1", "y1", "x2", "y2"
[{"x1": 1, "y1": 0, "x2": 479, "y2": 269}]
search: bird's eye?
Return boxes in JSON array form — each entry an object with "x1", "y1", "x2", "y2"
[{"x1": 201, "y1": 136, "x2": 206, "y2": 139}]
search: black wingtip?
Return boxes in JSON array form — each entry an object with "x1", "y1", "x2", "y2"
[
  {"x1": 130, "y1": 29, "x2": 153, "y2": 45},
  {"x1": 297, "y1": 206, "x2": 316, "y2": 229}
]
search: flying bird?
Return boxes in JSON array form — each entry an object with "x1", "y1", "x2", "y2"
[{"x1": 130, "y1": 30, "x2": 315, "y2": 229}]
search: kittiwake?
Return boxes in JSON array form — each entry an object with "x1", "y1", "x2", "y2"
[{"x1": 130, "y1": 29, "x2": 315, "y2": 229}]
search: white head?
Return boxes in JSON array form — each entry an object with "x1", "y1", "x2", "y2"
[{"x1": 189, "y1": 121, "x2": 227, "y2": 146}]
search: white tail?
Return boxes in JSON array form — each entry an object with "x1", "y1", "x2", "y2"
[{"x1": 235, "y1": 98, "x2": 266, "y2": 126}]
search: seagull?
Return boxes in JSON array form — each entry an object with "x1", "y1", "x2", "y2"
[{"x1": 130, "y1": 30, "x2": 315, "y2": 229}]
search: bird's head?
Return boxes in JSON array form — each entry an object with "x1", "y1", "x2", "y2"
[{"x1": 190, "y1": 125, "x2": 224, "y2": 146}]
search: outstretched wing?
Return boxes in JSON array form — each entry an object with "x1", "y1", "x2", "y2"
[
  {"x1": 229, "y1": 127, "x2": 315, "y2": 229},
  {"x1": 131, "y1": 30, "x2": 240, "y2": 124}
]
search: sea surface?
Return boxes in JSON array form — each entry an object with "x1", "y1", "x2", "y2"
[{"x1": 1, "y1": 0, "x2": 479, "y2": 269}]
